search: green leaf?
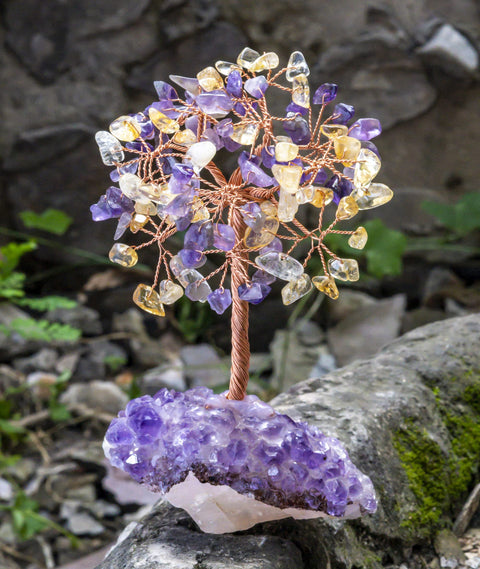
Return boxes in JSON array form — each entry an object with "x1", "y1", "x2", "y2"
[
  {"x1": 421, "y1": 201, "x2": 457, "y2": 232},
  {"x1": 0, "y1": 272, "x2": 26, "y2": 299},
  {"x1": 453, "y1": 192, "x2": 480, "y2": 235},
  {"x1": 7, "y1": 318, "x2": 81, "y2": 342},
  {"x1": 15, "y1": 295, "x2": 77, "y2": 311},
  {"x1": 49, "y1": 400, "x2": 71, "y2": 422},
  {"x1": 20, "y1": 209, "x2": 73, "y2": 236},
  {"x1": 0, "y1": 399, "x2": 12, "y2": 420},
  {"x1": 0, "y1": 419, "x2": 27, "y2": 436},
  {"x1": 0, "y1": 241, "x2": 37, "y2": 277},
  {"x1": 422, "y1": 192, "x2": 480, "y2": 236},
  {"x1": 362, "y1": 219, "x2": 407, "y2": 278}
]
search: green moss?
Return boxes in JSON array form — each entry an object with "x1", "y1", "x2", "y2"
[
  {"x1": 392, "y1": 421, "x2": 450, "y2": 533},
  {"x1": 393, "y1": 380, "x2": 480, "y2": 537}
]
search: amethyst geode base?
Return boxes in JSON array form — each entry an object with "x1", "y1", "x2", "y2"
[{"x1": 103, "y1": 387, "x2": 377, "y2": 529}]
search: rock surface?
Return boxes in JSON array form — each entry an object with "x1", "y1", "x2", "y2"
[
  {"x1": 97, "y1": 502, "x2": 304, "y2": 569},
  {"x1": 96, "y1": 314, "x2": 480, "y2": 568}
]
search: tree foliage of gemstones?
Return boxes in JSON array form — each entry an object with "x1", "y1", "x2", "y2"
[{"x1": 91, "y1": 47, "x2": 394, "y2": 318}]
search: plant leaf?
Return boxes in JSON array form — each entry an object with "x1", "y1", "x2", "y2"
[
  {"x1": 363, "y1": 219, "x2": 407, "y2": 278},
  {"x1": 15, "y1": 295, "x2": 77, "y2": 311},
  {"x1": 7, "y1": 318, "x2": 81, "y2": 342},
  {"x1": 0, "y1": 241, "x2": 37, "y2": 277},
  {"x1": 20, "y1": 209, "x2": 73, "y2": 236}
]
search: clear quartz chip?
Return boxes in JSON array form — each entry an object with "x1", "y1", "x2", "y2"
[{"x1": 255, "y1": 252, "x2": 304, "y2": 281}]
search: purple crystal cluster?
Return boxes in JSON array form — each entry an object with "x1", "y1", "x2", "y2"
[{"x1": 103, "y1": 387, "x2": 377, "y2": 517}]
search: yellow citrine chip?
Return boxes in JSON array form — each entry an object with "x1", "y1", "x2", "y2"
[
  {"x1": 134, "y1": 201, "x2": 157, "y2": 216},
  {"x1": 296, "y1": 185, "x2": 315, "y2": 204},
  {"x1": 281, "y1": 274, "x2": 312, "y2": 305},
  {"x1": 250, "y1": 52, "x2": 280, "y2": 72},
  {"x1": 320, "y1": 124, "x2": 348, "y2": 139},
  {"x1": 272, "y1": 164, "x2": 303, "y2": 194},
  {"x1": 130, "y1": 213, "x2": 149, "y2": 233},
  {"x1": 191, "y1": 197, "x2": 210, "y2": 222},
  {"x1": 292, "y1": 73, "x2": 310, "y2": 108},
  {"x1": 311, "y1": 187, "x2": 334, "y2": 208},
  {"x1": 158, "y1": 280, "x2": 184, "y2": 304},
  {"x1": 312, "y1": 275, "x2": 339, "y2": 300},
  {"x1": 237, "y1": 47, "x2": 261, "y2": 70},
  {"x1": 354, "y1": 149, "x2": 381, "y2": 188},
  {"x1": 348, "y1": 226, "x2": 368, "y2": 249},
  {"x1": 197, "y1": 66, "x2": 224, "y2": 92},
  {"x1": 328, "y1": 258, "x2": 360, "y2": 282},
  {"x1": 352, "y1": 183, "x2": 394, "y2": 210},
  {"x1": 109, "y1": 115, "x2": 141, "y2": 142},
  {"x1": 336, "y1": 195, "x2": 359, "y2": 220},
  {"x1": 109, "y1": 243, "x2": 138, "y2": 267},
  {"x1": 148, "y1": 108, "x2": 179, "y2": 134},
  {"x1": 334, "y1": 135, "x2": 361, "y2": 165},
  {"x1": 260, "y1": 201, "x2": 278, "y2": 219},
  {"x1": 277, "y1": 188, "x2": 299, "y2": 222},
  {"x1": 133, "y1": 284, "x2": 165, "y2": 317},
  {"x1": 230, "y1": 123, "x2": 257, "y2": 145},
  {"x1": 275, "y1": 141, "x2": 299, "y2": 162},
  {"x1": 172, "y1": 129, "x2": 197, "y2": 146}
]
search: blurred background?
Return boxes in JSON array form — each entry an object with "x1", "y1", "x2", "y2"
[{"x1": 1, "y1": 1, "x2": 480, "y2": 567}]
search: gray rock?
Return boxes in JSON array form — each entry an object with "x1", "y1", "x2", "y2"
[
  {"x1": 75, "y1": 340, "x2": 127, "y2": 380},
  {"x1": 159, "y1": 0, "x2": 219, "y2": 43},
  {"x1": 4, "y1": 123, "x2": 94, "y2": 172},
  {"x1": 13, "y1": 348, "x2": 59, "y2": 373},
  {"x1": 326, "y1": 289, "x2": 378, "y2": 326},
  {"x1": 270, "y1": 320, "x2": 330, "y2": 392},
  {"x1": 0, "y1": 478, "x2": 14, "y2": 501},
  {"x1": 96, "y1": 501, "x2": 304, "y2": 569},
  {"x1": 127, "y1": 22, "x2": 247, "y2": 93},
  {"x1": 46, "y1": 305, "x2": 102, "y2": 336},
  {"x1": 60, "y1": 380, "x2": 128, "y2": 415},
  {"x1": 4, "y1": 0, "x2": 70, "y2": 83},
  {"x1": 313, "y1": 41, "x2": 437, "y2": 129},
  {"x1": 327, "y1": 294, "x2": 406, "y2": 366},
  {"x1": 417, "y1": 23, "x2": 478, "y2": 74},
  {"x1": 66, "y1": 511, "x2": 105, "y2": 537},
  {"x1": 402, "y1": 308, "x2": 450, "y2": 334},
  {"x1": 181, "y1": 344, "x2": 228, "y2": 388},
  {"x1": 309, "y1": 345, "x2": 337, "y2": 379},
  {"x1": 140, "y1": 360, "x2": 186, "y2": 395},
  {"x1": 94, "y1": 314, "x2": 480, "y2": 568}
]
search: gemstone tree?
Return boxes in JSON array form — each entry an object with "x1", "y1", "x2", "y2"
[
  {"x1": 91, "y1": 47, "x2": 393, "y2": 401},
  {"x1": 93, "y1": 47, "x2": 393, "y2": 531}
]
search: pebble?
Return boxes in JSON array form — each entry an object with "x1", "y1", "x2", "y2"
[
  {"x1": 60, "y1": 380, "x2": 128, "y2": 415},
  {"x1": 66, "y1": 512, "x2": 105, "y2": 536},
  {"x1": 180, "y1": 344, "x2": 228, "y2": 388},
  {"x1": 140, "y1": 360, "x2": 186, "y2": 394},
  {"x1": 46, "y1": 305, "x2": 102, "y2": 336}
]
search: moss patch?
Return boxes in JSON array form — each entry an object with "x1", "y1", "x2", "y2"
[{"x1": 393, "y1": 377, "x2": 480, "y2": 537}]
